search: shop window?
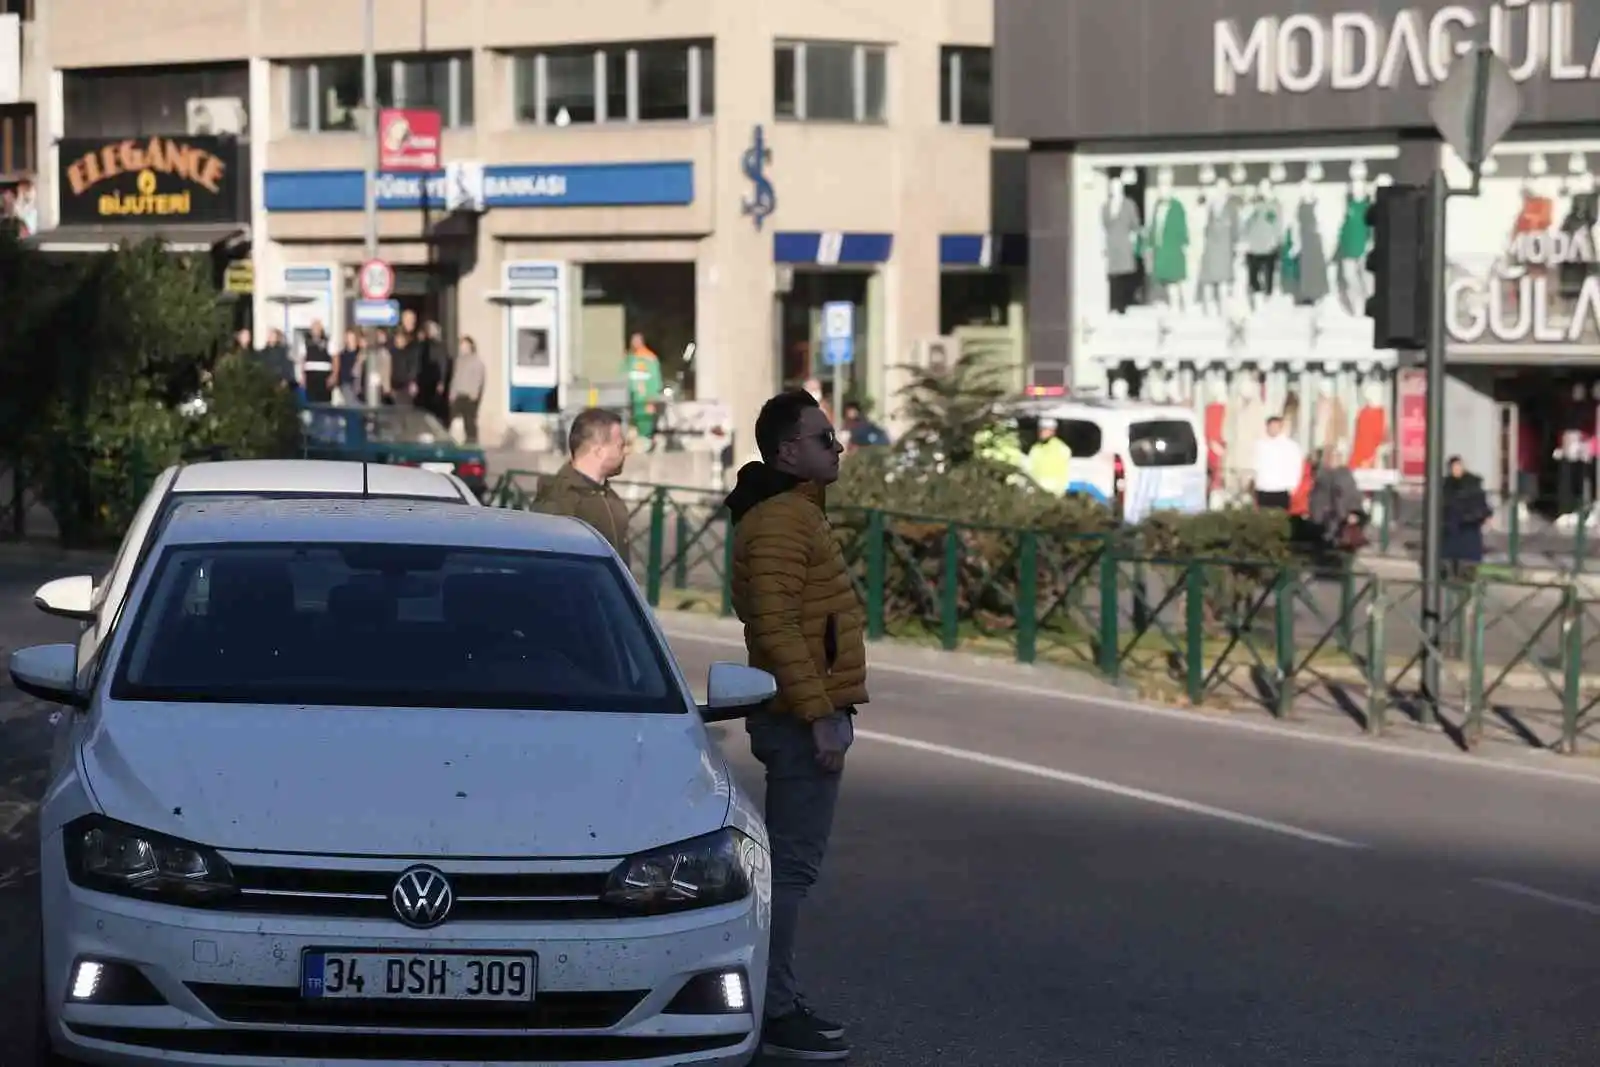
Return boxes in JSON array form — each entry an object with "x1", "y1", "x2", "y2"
[
  {"x1": 940, "y1": 46, "x2": 991, "y2": 126},
  {"x1": 773, "y1": 41, "x2": 888, "y2": 123},
  {"x1": 511, "y1": 40, "x2": 713, "y2": 126},
  {"x1": 284, "y1": 53, "x2": 472, "y2": 133},
  {"x1": 0, "y1": 104, "x2": 34, "y2": 176}
]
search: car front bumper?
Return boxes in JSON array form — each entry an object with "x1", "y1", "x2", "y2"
[{"x1": 42, "y1": 870, "x2": 765, "y2": 1066}]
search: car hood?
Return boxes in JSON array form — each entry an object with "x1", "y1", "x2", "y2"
[{"x1": 82, "y1": 702, "x2": 734, "y2": 857}]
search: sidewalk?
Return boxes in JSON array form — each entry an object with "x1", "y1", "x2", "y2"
[{"x1": 1357, "y1": 553, "x2": 1600, "y2": 593}]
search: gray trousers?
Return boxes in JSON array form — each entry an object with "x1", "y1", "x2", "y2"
[{"x1": 747, "y1": 711, "x2": 843, "y2": 1020}]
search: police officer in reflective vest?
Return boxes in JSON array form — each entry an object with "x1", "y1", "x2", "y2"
[{"x1": 1025, "y1": 417, "x2": 1073, "y2": 495}]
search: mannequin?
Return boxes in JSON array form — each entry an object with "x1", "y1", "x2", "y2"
[
  {"x1": 1284, "y1": 165, "x2": 1330, "y2": 307},
  {"x1": 1145, "y1": 371, "x2": 1170, "y2": 403},
  {"x1": 1559, "y1": 168, "x2": 1598, "y2": 301},
  {"x1": 1310, "y1": 377, "x2": 1350, "y2": 458},
  {"x1": 1225, "y1": 372, "x2": 1267, "y2": 493},
  {"x1": 1109, "y1": 377, "x2": 1131, "y2": 400},
  {"x1": 1349, "y1": 378, "x2": 1389, "y2": 469},
  {"x1": 1554, "y1": 381, "x2": 1596, "y2": 521},
  {"x1": 1334, "y1": 160, "x2": 1373, "y2": 314},
  {"x1": 1102, "y1": 169, "x2": 1142, "y2": 314},
  {"x1": 1205, "y1": 372, "x2": 1229, "y2": 495},
  {"x1": 1197, "y1": 175, "x2": 1240, "y2": 315},
  {"x1": 1506, "y1": 155, "x2": 1555, "y2": 313},
  {"x1": 1145, "y1": 166, "x2": 1189, "y2": 310},
  {"x1": 1243, "y1": 177, "x2": 1285, "y2": 308}
]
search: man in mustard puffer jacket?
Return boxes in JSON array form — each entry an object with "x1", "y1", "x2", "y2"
[{"x1": 724, "y1": 388, "x2": 866, "y2": 1062}]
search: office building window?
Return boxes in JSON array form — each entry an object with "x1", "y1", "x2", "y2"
[
  {"x1": 285, "y1": 53, "x2": 473, "y2": 133},
  {"x1": 774, "y1": 41, "x2": 887, "y2": 123},
  {"x1": 0, "y1": 0, "x2": 33, "y2": 19},
  {"x1": 511, "y1": 40, "x2": 713, "y2": 126},
  {"x1": 63, "y1": 64, "x2": 249, "y2": 138},
  {"x1": 0, "y1": 104, "x2": 34, "y2": 175},
  {"x1": 940, "y1": 46, "x2": 992, "y2": 126}
]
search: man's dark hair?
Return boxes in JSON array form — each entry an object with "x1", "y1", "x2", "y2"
[
  {"x1": 754, "y1": 389, "x2": 820, "y2": 462},
  {"x1": 568, "y1": 407, "x2": 623, "y2": 457}
]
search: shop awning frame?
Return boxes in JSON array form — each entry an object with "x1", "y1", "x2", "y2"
[{"x1": 23, "y1": 222, "x2": 250, "y2": 254}]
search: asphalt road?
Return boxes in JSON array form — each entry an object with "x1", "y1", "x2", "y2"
[{"x1": 0, "y1": 558, "x2": 1597, "y2": 1065}]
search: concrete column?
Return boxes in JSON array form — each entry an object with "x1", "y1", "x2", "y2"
[{"x1": 1026, "y1": 148, "x2": 1074, "y2": 389}]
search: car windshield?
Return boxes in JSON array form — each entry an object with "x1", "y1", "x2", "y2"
[
  {"x1": 1127, "y1": 419, "x2": 1200, "y2": 467},
  {"x1": 111, "y1": 543, "x2": 678, "y2": 712},
  {"x1": 365, "y1": 408, "x2": 451, "y2": 444}
]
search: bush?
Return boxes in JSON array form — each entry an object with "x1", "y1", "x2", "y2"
[{"x1": 192, "y1": 352, "x2": 302, "y2": 461}]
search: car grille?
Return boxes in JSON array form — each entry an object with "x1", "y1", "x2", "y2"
[
  {"x1": 187, "y1": 982, "x2": 646, "y2": 1029},
  {"x1": 65, "y1": 1024, "x2": 746, "y2": 1062},
  {"x1": 228, "y1": 865, "x2": 619, "y2": 921}
]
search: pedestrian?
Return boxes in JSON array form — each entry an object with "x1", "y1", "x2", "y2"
[
  {"x1": 448, "y1": 335, "x2": 485, "y2": 444},
  {"x1": 417, "y1": 319, "x2": 451, "y2": 421},
  {"x1": 1025, "y1": 417, "x2": 1073, "y2": 495},
  {"x1": 1251, "y1": 415, "x2": 1303, "y2": 510},
  {"x1": 625, "y1": 333, "x2": 662, "y2": 450},
  {"x1": 1307, "y1": 445, "x2": 1369, "y2": 554},
  {"x1": 840, "y1": 401, "x2": 888, "y2": 450},
  {"x1": 389, "y1": 310, "x2": 421, "y2": 405},
  {"x1": 723, "y1": 388, "x2": 865, "y2": 1062},
  {"x1": 533, "y1": 407, "x2": 631, "y2": 564},
  {"x1": 332, "y1": 327, "x2": 363, "y2": 407},
  {"x1": 301, "y1": 320, "x2": 335, "y2": 403},
  {"x1": 1442, "y1": 454, "x2": 1493, "y2": 581},
  {"x1": 258, "y1": 328, "x2": 295, "y2": 389}
]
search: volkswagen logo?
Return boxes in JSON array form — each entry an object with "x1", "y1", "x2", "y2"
[{"x1": 390, "y1": 865, "x2": 454, "y2": 928}]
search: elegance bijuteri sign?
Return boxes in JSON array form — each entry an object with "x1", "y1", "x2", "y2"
[
  {"x1": 58, "y1": 136, "x2": 240, "y2": 226},
  {"x1": 1215, "y1": 3, "x2": 1600, "y2": 96}
]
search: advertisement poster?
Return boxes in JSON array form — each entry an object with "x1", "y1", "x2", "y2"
[
  {"x1": 379, "y1": 109, "x2": 442, "y2": 172},
  {"x1": 1398, "y1": 369, "x2": 1427, "y2": 480}
]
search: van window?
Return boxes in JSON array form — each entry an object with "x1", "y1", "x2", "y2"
[
  {"x1": 1127, "y1": 420, "x2": 1199, "y2": 467},
  {"x1": 1058, "y1": 420, "x2": 1103, "y2": 458}
]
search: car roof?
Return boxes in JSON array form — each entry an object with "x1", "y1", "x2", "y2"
[
  {"x1": 156, "y1": 498, "x2": 611, "y2": 556},
  {"x1": 170, "y1": 459, "x2": 464, "y2": 500}
]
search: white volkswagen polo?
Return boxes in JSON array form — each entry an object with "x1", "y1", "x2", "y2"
[{"x1": 13, "y1": 499, "x2": 773, "y2": 1067}]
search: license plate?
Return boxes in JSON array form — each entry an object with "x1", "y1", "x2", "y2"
[
  {"x1": 421, "y1": 462, "x2": 455, "y2": 473},
  {"x1": 301, "y1": 951, "x2": 535, "y2": 1002}
]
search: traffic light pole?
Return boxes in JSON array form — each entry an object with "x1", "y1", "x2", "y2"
[{"x1": 1419, "y1": 169, "x2": 1450, "y2": 713}]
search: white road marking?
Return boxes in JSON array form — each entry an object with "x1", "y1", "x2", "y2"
[
  {"x1": 663, "y1": 626, "x2": 1600, "y2": 788},
  {"x1": 1473, "y1": 878, "x2": 1600, "y2": 916},
  {"x1": 854, "y1": 727, "x2": 1367, "y2": 850}
]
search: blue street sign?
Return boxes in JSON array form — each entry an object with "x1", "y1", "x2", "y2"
[
  {"x1": 354, "y1": 299, "x2": 400, "y2": 327},
  {"x1": 821, "y1": 300, "x2": 854, "y2": 367}
]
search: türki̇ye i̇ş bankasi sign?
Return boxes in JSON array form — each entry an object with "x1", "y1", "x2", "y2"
[
  {"x1": 59, "y1": 136, "x2": 236, "y2": 224},
  {"x1": 1214, "y1": 3, "x2": 1600, "y2": 95}
]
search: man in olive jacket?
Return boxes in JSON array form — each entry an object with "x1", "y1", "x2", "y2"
[
  {"x1": 534, "y1": 407, "x2": 631, "y2": 565},
  {"x1": 724, "y1": 389, "x2": 866, "y2": 1062}
]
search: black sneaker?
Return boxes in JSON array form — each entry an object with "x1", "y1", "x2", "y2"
[
  {"x1": 797, "y1": 999, "x2": 846, "y2": 1040},
  {"x1": 760, "y1": 1010, "x2": 850, "y2": 1060}
]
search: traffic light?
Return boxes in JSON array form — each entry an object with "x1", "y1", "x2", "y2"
[{"x1": 1364, "y1": 184, "x2": 1431, "y2": 349}]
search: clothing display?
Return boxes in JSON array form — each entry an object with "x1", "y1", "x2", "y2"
[
  {"x1": 1225, "y1": 386, "x2": 1268, "y2": 486},
  {"x1": 1103, "y1": 196, "x2": 1141, "y2": 275},
  {"x1": 1198, "y1": 194, "x2": 1240, "y2": 287},
  {"x1": 1559, "y1": 192, "x2": 1598, "y2": 300},
  {"x1": 1243, "y1": 196, "x2": 1285, "y2": 295},
  {"x1": 1310, "y1": 395, "x2": 1349, "y2": 456},
  {"x1": 1349, "y1": 404, "x2": 1387, "y2": 469},
  {"x1": 1147, "y1": 197, "x2": 1190, "y2": 285},
  {"x1": 1334, "y1": 194, "x2": 1371, "y2": 261},
  {"x1": 1286, "y1": 200, "x2": 1330, "y2": 305},
  {"x1": 1205, "y1": 400, "x2": 1227, "y2": 491}
]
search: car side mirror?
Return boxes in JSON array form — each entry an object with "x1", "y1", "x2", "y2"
[
  {"x1": 33, "y1": 575, "x2": 96, "y2": 622},
  {"x1": 698, "y1": 662, "x2": 776, "y2": 723},
  {"x1": 9, "y1": 644, "x2": 87, "y2": 709}
]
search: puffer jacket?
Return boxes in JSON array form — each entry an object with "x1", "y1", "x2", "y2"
[
  {"x1": 534, "y1": 463, "x2": 631, "y2": 565},
  {"x1": 724, "y1": 462, "x2": 868, "y2": 721}
]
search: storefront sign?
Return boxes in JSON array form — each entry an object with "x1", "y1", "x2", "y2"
[
  {"x1": 378, "y1": 109, "x2": 441, "y2": 172},
  {"x1": 263, "y1": 161, "x2": 694, "y2": 212},
  {"x1": 1446, "y1": 230, "x2": 1600, "y2": 344},
  {"x1": 59, "y1": 136, "x2": 239, "y2": 225},
  {"x1": 1215, "y1": 4, "x2": 1600, "y2": 97},
  {"x1": 1398, "y1": 369, "x2": 1427, "y2": 479}
]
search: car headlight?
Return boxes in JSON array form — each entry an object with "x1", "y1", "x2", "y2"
[
  {"x1": 63, "y1": 816, "x2": 237, "y2": 906},
  {"x1": 601, "y1": 827, "x2": 762, "y2": 914}
]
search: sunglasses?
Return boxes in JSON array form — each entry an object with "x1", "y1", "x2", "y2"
[{"x1": 792, "y1": 428, "x2": 840, "y2": 449}]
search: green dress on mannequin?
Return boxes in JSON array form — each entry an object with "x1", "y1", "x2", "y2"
[
  {"x1": 1147, "y1": 198, "x2": 1190, "y2": 285},
  {"x1": 1335, "y1": 193, "x2": 1371, "y2": 260}
]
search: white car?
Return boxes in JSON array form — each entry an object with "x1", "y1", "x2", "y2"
[
  {"x1": 14, "y1": 498, "x2": 774, "y2": 1067},
  {"x1": 32, "y1": 459, "x2": 480, "y2": 679}
]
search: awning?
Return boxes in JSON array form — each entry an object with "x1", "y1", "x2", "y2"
[{"x1": 24, "y1": 222, "x2": 250, "y2": 254}]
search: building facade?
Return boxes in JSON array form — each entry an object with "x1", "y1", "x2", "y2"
[
  {"x1": 999, "y1": 0, "x2": 1600, "y2": 518},
  {"x1": 26, "y1": 0, "x2": 1025, "y2": 452},
  {"x1": 0, "y1": 0, "x2": 38, "y2": 235}
]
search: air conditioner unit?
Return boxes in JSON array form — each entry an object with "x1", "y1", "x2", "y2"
[
  {"x1": 913, "y1": 336, "x2": 958, "y2": 372},
  {"x1": 187, "y1": 97, "x2": 247, "y2": 136}
]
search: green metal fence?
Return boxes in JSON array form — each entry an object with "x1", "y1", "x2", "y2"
[{"x1": 493, "y1": 469, "x2": 1600, "y2": 756}]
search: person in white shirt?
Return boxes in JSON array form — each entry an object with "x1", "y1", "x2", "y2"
[{"x1": 1251, "y1": 416, "x2": 1304, "y2": 510}]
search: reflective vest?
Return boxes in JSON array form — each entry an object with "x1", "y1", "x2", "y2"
[
  {"x1": 975, "y1": 426, "x2": 1025, "y2": 468},
  {"x1": 1026, "y1": 437, "x2": 1073, "y2": 495}
]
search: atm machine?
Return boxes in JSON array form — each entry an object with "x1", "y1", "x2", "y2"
[{"x1": 491, "y1": 261, "x2": 569, "y2": 415}]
